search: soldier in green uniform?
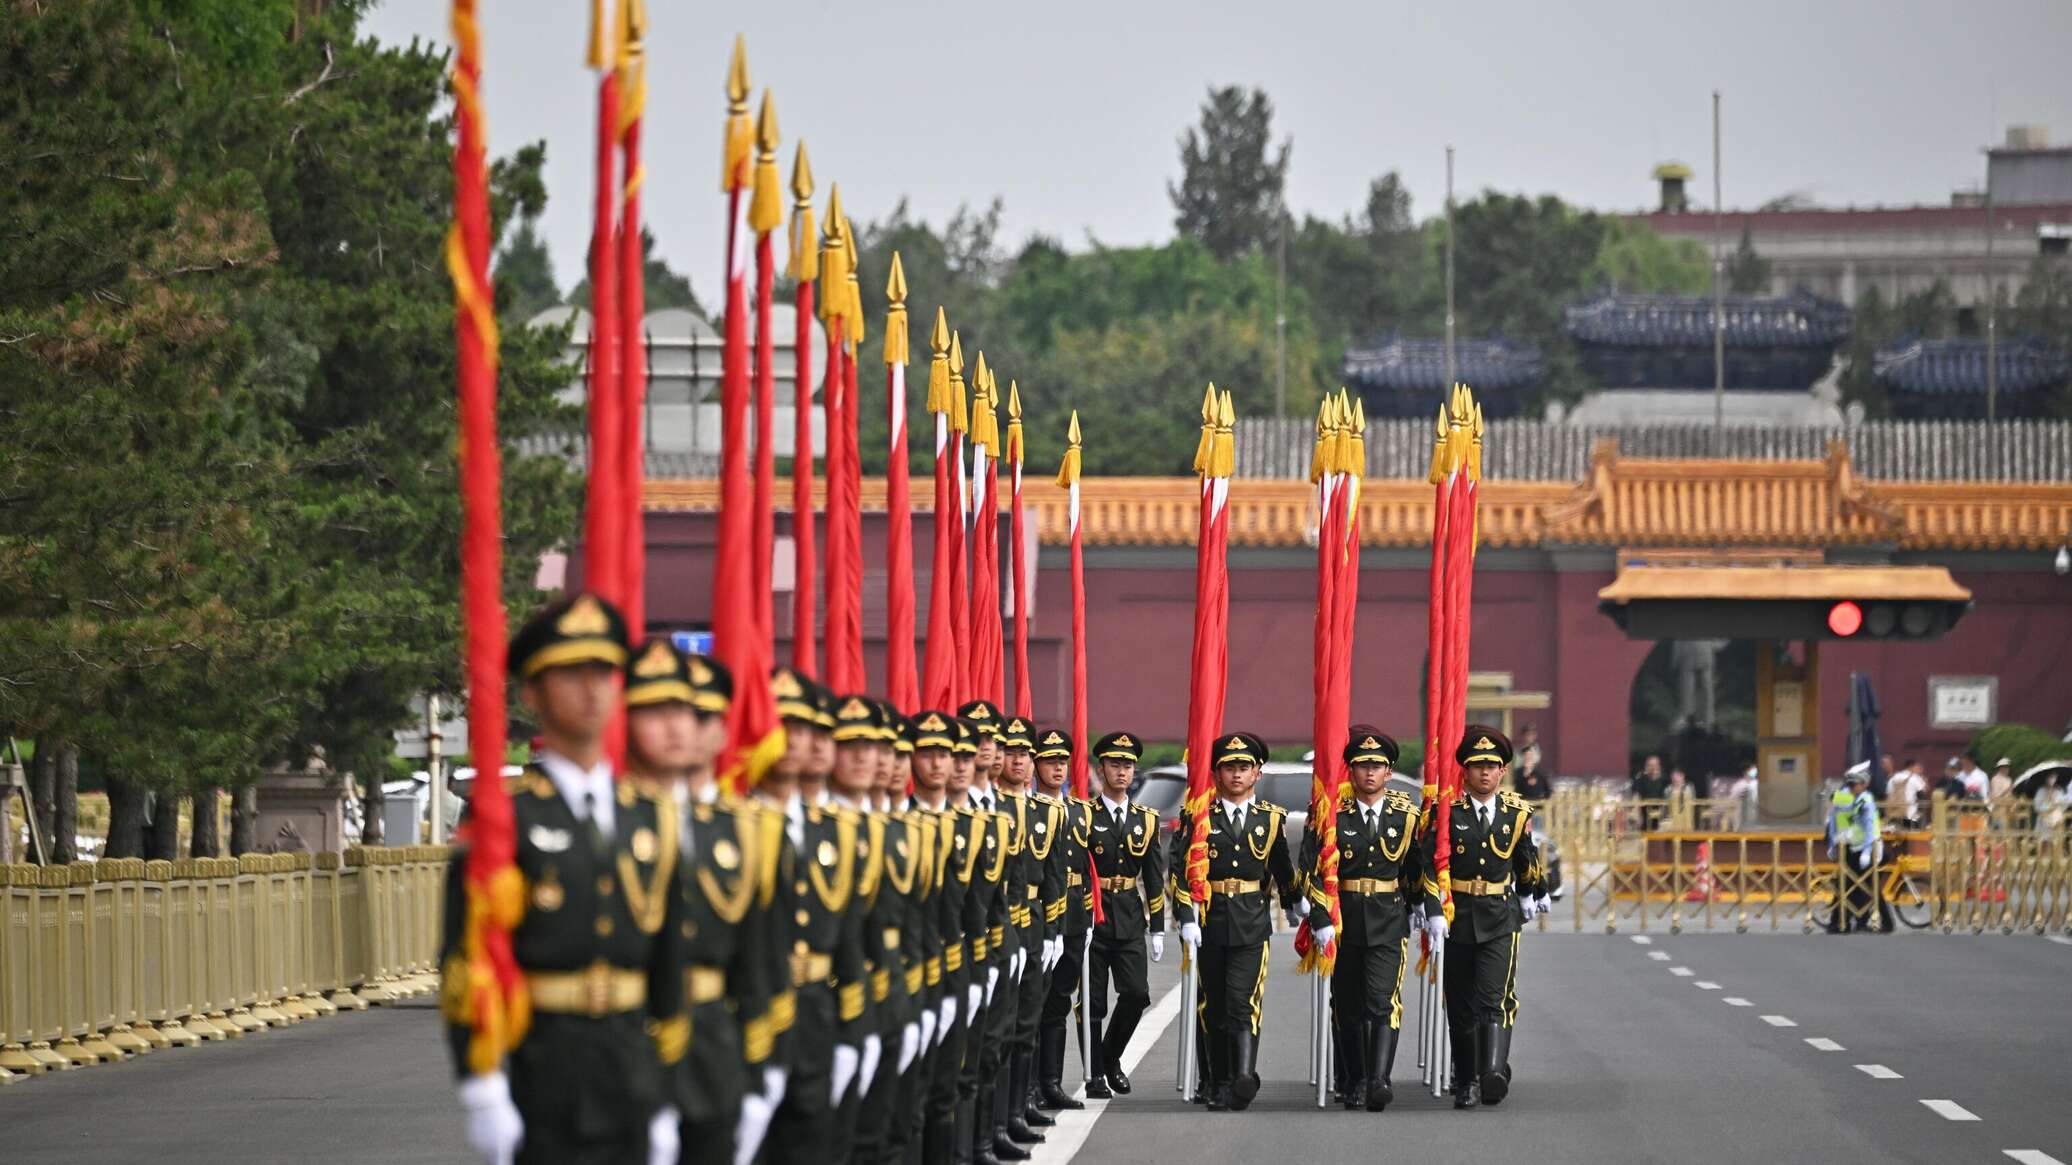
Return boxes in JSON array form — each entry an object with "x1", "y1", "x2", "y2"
[
  {"x1": 1080, "y1": 731, "x2": 1166, "y2": 1100},
  {"x1": 969, "y1": 712, "x2": 1052, "y2": 1155},
  {"x1": 1031, "y1": 728, "x2": 1093, "y2": 1111},
  {"x1": 440, "y1": 593, "x2": 687, "y2": 1165},
  {"x1": 621, "y1": 642, "x2": 785, "y2": 1165},
  {"x1": 997, "y1": 716, "x2": 1063, "y2": 1135},
  {"x1": 901, "y1": 712, "x2": 961, "y2": 1165},
  {"x1": 1169, "y1": 732, "x2": 1300, "y2": 1113},
  {"x1": 1419, "y1": 725, "x2": 1549, "y2": 1110},
  {"x1": 945, "y1": 714, "x2": 1013, "y2": 1165},
  {"x1": 1298, "y1": 727, "x2": 1419, "y2": 1112},
  {"x1": 758, "y1": 668, "x2": 869, "y2": 1162}
]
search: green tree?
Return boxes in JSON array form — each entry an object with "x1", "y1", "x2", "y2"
[
  {"x1": 1170, "y1": 86, "x2": 1290, "y2": 261},
  {"x1": 1591, "y1": 218, "x2": 1711, "y2": 295},
  {"x1": 1724, "y1": 227, "x2": 1772, "y2": 294},
  {"x1": 497, "y1": 216, "x2": 562, "y2": 322},
  {"x1": 1287, "y1": 172, "x2": 1438, "y2": 382}
]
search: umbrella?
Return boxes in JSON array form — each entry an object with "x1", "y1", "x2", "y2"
[
  {"x1": 2012, "y1": 760, "x2": 2072, "y2": 799},
  {"x1": 1846, "y1": 672, "x2": 1885, "y2": 797}
]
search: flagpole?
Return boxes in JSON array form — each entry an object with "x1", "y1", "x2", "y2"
[
  {"x1": 615, "y1": 3, "x2": 650, "y2": 642},
  {"x1": 748, "y1": 92, "x2": 782, "y2": 649},
  {"x1": 1057, "y1": 409, "x2": 1098, "y2": 1086},
  {"x1": 921, "y1": 311, "x2": 957, "y2": 711},
  {"x1": 1007, "y1": 382, "x2": 1032, "y2": 719},
  {"x1": 947, "y1": 335, "x2": 972, "y2": 706},
  {"x1": 969, "y1": 359, "x2": 1002, "y2": 708},
  {"x1": 819, "y1": 189, "x2": 861, "y2": 691},
  {"x1": 835, "y1": 211, "x2": 867, "y2": 692},
  {"x1": 582, "y1": 5, "x2": 624, "y2": 608},
  {"x1": 787, "y1": 144, "x2": 819, "y2": 675},
  {"x1": 883, "y1": 254, "x2": 918, "y2": 712}
]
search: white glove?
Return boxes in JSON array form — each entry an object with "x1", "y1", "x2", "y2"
[
  {"x1": 1047, "y1": 936, "x2": 1063, "y2": 971},
  {"x1": 1309, "y1": 924, "x2": 1334, "y2": 950},
  {"x1": 856, "y1": 1033, "x2": 883, "y2": 1100},
  {"x1": 938, "y1": 998, "x2": 958, "y2": 1043},
  {"x1": 1150, "y1": 934, "x2": 1165, "y2": 963},
  {"x1": 918, "y1": 1008, "x2": 937, "y2": 1053},
  {"x1": 761, "y1": 1066, "x2": 787, "y2": 1110},
  {"x1": 985, "y1": 966, "x2": 1000, "y2": 1006},
  {"x1": 1529, "y1": 895, "x2": 1552, "y2": 918},
  {"x1": 897, "y1": 1022, "x2": 922, "y2": 1074},
  {"x1": 458, "y1": 1071, "x2": 525, "y2": 1165},
  {"x1": 830, "y1": 1043, "x2": 860, "y2": 1105},
  {"x1": 1011, "y1": 948, "x2": 1026, "y2": 982},
  {"x1": 648, "y1": 1104, "x2": 680, "y2": 1165},
  {"x1": 1425, "y1": 914, "x2": 1449, "y2": 944},
  {"x1": 733, "y1": 1092, "x2": 776, "y2": 1165},
  {"x1": 1179, "y1": 921, "x2": 1201, "y2": 948},
  {"x1": 966, "y1": 983, "x2": 983, "y2": 1021}
]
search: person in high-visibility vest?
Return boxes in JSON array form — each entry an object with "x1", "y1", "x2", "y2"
[{"x1": 1826, "y1": 768, "x2": 1892, "y2": 933}]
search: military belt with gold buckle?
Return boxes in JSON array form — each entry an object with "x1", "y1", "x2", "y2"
[
  {"x1": 1099, "y1": 875, "x2": 1137, "y2": 892},
  {"x1": 527, "y1": 962, "x2": 646, "y2": 1017},
  {"x1": 1025, "y1": 885, "x2": 1040, "y2": 899},
  {"x1": 1207, "y1": 878, "x2": 1262, "y2": 895},
  {"x1": 686, "y1": 965, "x2": 727, "y2": 1005},
  {"x1": 1454, "y1": 878, "x2": 1510, "y2": 897},
  {"x1": 1067, "y1": 872, "x2": 1084, "y2": 887},
  {"x1": 791, "y1": 950, "x2": 835, "y2": 987},
  {"x1": 1341, "y1": 877, "x2": 1399, "y2": 895}
]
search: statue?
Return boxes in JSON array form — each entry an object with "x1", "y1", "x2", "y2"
[{"x1": 1669, "y1": 639, "x2": 1729, "y2": 731}]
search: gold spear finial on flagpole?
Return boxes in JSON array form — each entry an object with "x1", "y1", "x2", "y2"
[
  {"x1": 883, "y1": 252, "x2": 909, "y2": 367},
  {"x1": 721, "y1": 34, "x2": 751, "y2": 191},
  {"x1": 748, "y1": 92, "x2": 781, "y2": 234},
  {"x1": 1212, "y1": 388, "x2": 1236, "y2": 479},
  {"x1": 1192, "y1": 383, "x2": 1217, "y2": 476},
  {"x1": 948, "y1": 331, "x2": 968, "y2": 434},
  {"x1": 817, "y1": 185, "x2": 848, "y2": 325},
  {"x1": 787, "y1": 143, "x2": 816, "y2": 280},
  {"x1": 1308, "y1": 394, "x2": 1331, "y2": 486},
  {"x1": 1348, "y1": 394, "x2": 1367, "y2": 482},
  {"x1": 927, "y1": 307, "x2": 951, "y2": 414},
  {"x1": 1426, "y1": 399, "x2": 1451, "y2": 485},
  {"x1": 1006, "y1": 380, "x2": 1024, "y2": 464},
  {"x1": 970, "y1": 353, "x2": 993, "y2": 451},
  {"x1": 842, "y1": 214, "x2": 864, "y2": 353},
  {"x1": 1056, "y1": 410, "x2": 1082, "y2": 488}
]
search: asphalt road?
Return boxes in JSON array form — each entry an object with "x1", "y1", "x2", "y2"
[{"x1": 4, "y1": 934, "x2": 2066, "y2": 1164}]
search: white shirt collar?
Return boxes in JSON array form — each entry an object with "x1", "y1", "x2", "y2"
[
  {"x1": 1467, "y1": 790, "x2": 1498, "y2": 815},
  {"x1": 1218, "y1": 795, "x2": 1255, "y2": 817},
  {"x1": 536, "y1": 750, "x2": 616, "y2": 837},
  {"x1": 1101, "y1": 795, "x2": 1130, "y2": 817}
]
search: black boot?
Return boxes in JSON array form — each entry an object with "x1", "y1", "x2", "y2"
[
  {"x1": 1037, "y1": 1026, "x2": 1083, "y2": 1109},
  {"x1": 1016, "y1": 1050, "x2": 1055, "y2": 1126},
  {"x1": 924, "y1": 1112, "x2": 957, "y2": 1165},
  {"x1": 1335, "y1": 1019, "x2": 1366, "y2": 1110},
  {"x1": 978, "y1": 1080, "x2": 1019, "y2": 1163},
  {"x1": 1204, "y1": 1029, "x2": 1230, "y2": 1111},
  {"x1": 1365, "y1": 1023, "x2": 1398, "y2": 1112},
  {"x1": 1081, "y1": 1016, "x2": 1112, "y2": 1100},
  {"x1": 1102, "y1": 1001, "x2": 1142, "y2": 1095},
  {"x1": 1478, "y1": 1023, "x2": 1510, "y2": 1106},
  {"x1": 1000, "y1": 1062, "x2": 1043, "y2": 1146},
  {"x1": 1228, "y1": 1032, "x2": 1261, "y2": 1112},
  {"x1": 1450, "y1": 1023, "x2": 1479, "y2": 1110},
  {"x1": 957, "y1": 1093, "x2": 982, "y2": 1165}
]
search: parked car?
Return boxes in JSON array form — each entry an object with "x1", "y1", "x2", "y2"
[{"x1": 1132, "y1": 761, "x2": 1318, "y2": 840}]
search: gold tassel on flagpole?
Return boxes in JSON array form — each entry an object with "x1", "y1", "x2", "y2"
[
  {"x1": 788, "y1": 144, "x2": 817, "y2": 281},
  {"x1": 748, "y1": 92, "x2": 782, "y2": 234},
  {"x1": 927, "y1": 308, "x2": 951, "y2": 414}
]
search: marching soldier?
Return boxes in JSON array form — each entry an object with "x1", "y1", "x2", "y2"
[
  {"x1": 1420, "y1": 725, "x2": 1550, "y2": 1110},
  {"x1": 758, "y1": 668, "x2": 869, "y2": 1162},
  {"x1": 1031, "y1": 728, "x2": 1094, "y2": 1110},
  {"x1": 1298, "y1": 727, "x2": 1418, "y2": 1112},
  {"x1": 1169, "y1": 732, "x2": 1300, "y2": 1113},
  {"x1": 949, "y1": 715, "x2": 1015, "y2": 1165},
  {"x1": 439, "y1": 593, "x2": 687, "y2": 1165},
  {"x1": 621, "y1": 642, "x2": 784, "y2": 1165},
  {"x1": 993, "y1": 716, "x2": 1061, "y2": 1146},
  {"x1": 1080, "y1": 731, "x2": 1166, "y2": 1100},
  {"x1": 902, "y1": 711, "x2": 968, "y2": 1165}
]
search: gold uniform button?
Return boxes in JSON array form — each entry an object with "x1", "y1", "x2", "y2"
[
  {"x1": 796, "y1": 909, "x2": 811, "y2": 927},
  {"x1": 595, "y1": 916, "x2": 614, "y2": 937},
  {"x1": 597, "y1": 876, "x2": 614, "y2": 896}
]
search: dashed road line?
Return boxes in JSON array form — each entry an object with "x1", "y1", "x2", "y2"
[
  {"x1": 1760, "y1": 1014, "x2": 1797, "y2": 1027},
  {"x1": 1921, "y1": 1099, "x2": 1979, "y2": 1122},
  {"x1": 2048, "y1": 935, "x2": 2072, "y2": 947},
  {"x1": 1856, "y1": 1064, "x2": 1902, "y2": 1079},
  {"x1": 1630, "y1": 935, "x2": 1652, "y2": 945},
  {"x1": 1723, "y1": 997, "x2": 1752, "y2": 1007},
  {"x1": 1804, "y1": 1038, "x2": 1843, "y2": 1051},
  {"x1": 1694, "y1": 981, "x2": 1721, "y2": 990},
  {"x1": 1669, "y1": 966, "x2": 1694, "y2": 977},
  {"x1": 2004, "y1": 1151, "x2": 2066, "y2": 1165},
  {"x1": 1647, "y1": 951, "x2": 1672, "y2": 961}
]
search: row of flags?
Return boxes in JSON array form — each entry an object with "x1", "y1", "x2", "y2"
[{"x1": 441, "y1": 7, "x2": 1492, "y2": 1062}]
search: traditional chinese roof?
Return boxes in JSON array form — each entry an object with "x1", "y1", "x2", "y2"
[
  {"x1": 1562, "y1": 291, "x2": 1851, "y2": 349},
  {"x1": 1343, "y1": 336, "x2": 1544, "y2": 393},
  {"x1": 1873, "y1": 338, "x2": 2068, "y2": 397}
]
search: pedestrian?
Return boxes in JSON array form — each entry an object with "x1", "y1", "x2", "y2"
[
  {"x1": 1875, "y1": 754, "x2": 1896, "y2": 802},
  {"x1": 1421, "y1": 725, "x2": 1550, "y2": 1110},
  {"x1": 1030, "y1": 727, "x2": 1095, "y2": 1112},
  {"x1": 1299, "y1": 727, "x2": 1419, "y2": 1112},
  {"x1": 1958, "y1": 756, "x2": 1989, "y2": 801},
  {"x1": 1078, "y1": 731, "x2": 1165, "y2": 1100},
  {"x1": 1891, "y1": 757, "x2": 1927, "y2": 828},
  {"x1": 1989, "y1": 757, "x2": 2015, "y2": 802},
  {"x1": 1631, "y1": 754, "x2": 1666, "y2": 831},
  {"x1": 1664, "y1": 769, "x2": 1694, "y2": 831},
  {"x1": 1169, "y1": 732, "x2": 1300, "y2": 1113},
  {"x1": 1825, "y1": 768, "x2": 1891, "y2": 933},
  {"x1": 440, "y1": 593, "x2": 689, "y2": 1165},
  {"x1": 1512, "y1": 727, "x2": 1551, "y2": 803}
]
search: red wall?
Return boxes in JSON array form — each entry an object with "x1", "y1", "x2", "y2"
[{"x1": 624, "y1": 510, "x2": 2072, "y2": 779}]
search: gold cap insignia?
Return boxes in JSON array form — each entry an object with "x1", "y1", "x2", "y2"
[
  {"x1": 1362, "y1": 736, "x2": 1380, "y2": 749},
  {"x1": 558, "y1": 595, "x2": 610, "y2": 635},
  {"x1": 1116, "y1": 735, "x2": 1133, "y2": 747},
  {"x1": 840, "y1": 697, "x2": 872, "y2": 719},
  {"x1": 1043, "y1": 732, "x2": 1063, "y2": 744},
  {"x1": 971, "y1": 706, "x2": 993, "y2": 720},
  {"x1": 634, "y1": 642, "x2": 677, "y2": 678},
  {"x1": 773, "y1": 671, "x2": 804, "y2": 698},
  {"x1": 1475, "y1": 736, "x2": 1495, "y2": 751},
  {"x1": 921, "y1": 713, "x2": 947, "y2": 731},
  {"x1": 1226, "y1": 736, "x2": 1245, "y2": 749},
  {"x1": 690, "y1": 658, "x2": 713, "y2": 684}
]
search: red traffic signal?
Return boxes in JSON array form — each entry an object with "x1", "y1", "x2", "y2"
[{"x1": 1826, "y1": 600, "x2": 1864, "y2": 637}]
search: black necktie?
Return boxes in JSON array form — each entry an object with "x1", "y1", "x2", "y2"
[{"x1": 584, "y1": 790, "x2": 610, "y2": 863}]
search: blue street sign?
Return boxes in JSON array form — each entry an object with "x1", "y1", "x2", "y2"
[{"x1": 671, "y1": 630, "x2": 715, "y2": 655}]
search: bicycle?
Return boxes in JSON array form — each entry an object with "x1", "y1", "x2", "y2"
[{"x1": 1809, "y1": 834, "x2": 1933, "y2": 931}]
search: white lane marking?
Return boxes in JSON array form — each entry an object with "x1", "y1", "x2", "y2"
[
  {"x1": 1027, "y1": 979, "x2": 1183, "y2": 1165},
  {"x1": 1647, "y1": 951, "x2": 1672, "y2": 961},
  {"x1": 1695, "y1": 981, "x2": 1721, "y2": 990},
  {"x1": 1630, "y1": 935, "x2": 1652, "y2": 945},
  {"x1": 1761, "y1": 1015, "x2": 1798, "y2": 1027},
  {"x1": 1669, "y1": 966, "x2": 1695, "y2": 977},
  {"x1": 1805, "y1": 1037, "x2": 1844, "y2": 1051},
  {"x1": 2004, "y1": 1151, "x2": 2067, "y2": 1165},
  {"x1": 1856, "y1": 1064, "x2": 1902, "y2": 1079},
  {"x1": 1921, "y1": 1099, "x2": 1980, "y2": 1122},
  {"x1": 2048, "y1": 935, "x2": 2072, "y2": 947},
  {"x1": 1723, "y1": 997, "x2": 1752, "y2": 1006}
]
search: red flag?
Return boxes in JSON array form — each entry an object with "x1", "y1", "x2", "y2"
[
  {"x1": 615, "y1": 13, "x2": 650, "y2": 640},
  {"x1": 1007, "y1": 382, "x2": 1032, "y2": 719},
  {"x1": 1181, "y1": 388, "x2": 1234, "y2": 911},
  {"x1": 1423, "y1": 387, "x2": 1480, "y2": 928},
  {"x1": 1297, "y1": 397, "x2": 1347, "y2": 972},
  {"x1": 445, "y1": 0, "x2": 525, "y2": 1074},
  {"x1": 968, "y1": 357, "x2": 1003, "y2": 707},
  {"x1": 1057, "y1": 412, "x2": 1101, "y2": 923},
  {"x1": 582, "y1": 62, "x2": 623, "y2": 607},
  {"x1": 748, "y1": 95, "x2": 782, "y2": 649},
  {"x1": 920, "y1": 316, "x2": 958, "y2": 712},
  {"x1": 787, "y1": 145, "x2": 818, "y2": 675},
  {"x1": 948, "y1": 367, "x2": 972, "y2": 707},
  {"x1": 820, "y1": 192, "x2": 864, "y2": 692},
  {"x1": 715, "y1": 38, "x2": 782, "y2": 793},
  {"x1": 833, "y1": 219, "x2": 867, "y2": 692},
  {"x1": 882, "y1": 255, "x2": 919, "y2": 712}
]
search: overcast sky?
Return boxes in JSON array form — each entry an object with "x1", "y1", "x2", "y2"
[{"x1": 362, "y1": 0, "x2": 2072, "y2": 303}]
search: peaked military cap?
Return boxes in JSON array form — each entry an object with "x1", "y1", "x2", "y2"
[
  {"x1": 832, "y1": 694, "x2": 888, "y2": 744},
  {"x1": 1344, "y1": 726, "x2": 1400, "y2": 766},
  {"x1": 876, "y1": 700, "x2": 906, "y2": 745},
  {"x1": 1000, "y1": 716, "x2": 1035, "y2": 751},
  {"x1": 1456, "y1": 724, "x2": 1513, "y2": 767},
  {"x1": 951, "y1": 716, "x2": 979, "y2": 756},
  {"x1": 958, "y1": 699, "x2": 1004, "y2": 738},
  {"x1": 624, "y1": 638, "x2": 696, "y2": 708},
  {"x1": 1093, "y1": 732, "x2": 1143, "y2": 762},
  {"x1": 686, "y1": 653, "x2": 732, "y2": 715},
  {"x1": 508, "y1": 592, "x2": 629, "y2": 679},
  {"x1": 771, "y1": 666, "x2": 821, "y2": 726},
  {"x1": 1213, "y1": 732, "x2": 1268, "y2": 767},
  {"x1": 904, "y1": 710, "x2": 958, "y2": 751},
  {"x1": 1032, "y1": 727, "x2": 1073, "y2": 760}
]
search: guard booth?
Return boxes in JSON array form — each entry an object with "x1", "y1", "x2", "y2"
[{"x1": 1597, "y1": 550, "x2": 1972, "y2": 821}]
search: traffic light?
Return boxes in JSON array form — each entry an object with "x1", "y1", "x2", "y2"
[
  {"x1": 1824, "y1": 599, "x2": 1959, "y2": 640},
  {"x1": 1598, "y1": 564, "x2": 1973, "y2": 642}
]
